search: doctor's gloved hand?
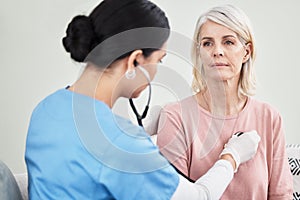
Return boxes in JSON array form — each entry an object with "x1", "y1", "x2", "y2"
[{"x1": 220, "y1": 130, "x2": 261, "y2": 172}]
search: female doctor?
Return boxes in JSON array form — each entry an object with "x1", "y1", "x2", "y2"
[{"x1": 25, "y1": 0, "x2": 260, "y2": 199}]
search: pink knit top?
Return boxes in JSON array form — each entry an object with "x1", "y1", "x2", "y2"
[{"x1": 157, "y1": 96, "x2": 293, "y2": 200}]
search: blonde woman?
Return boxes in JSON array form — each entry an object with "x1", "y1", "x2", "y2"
[{"x1": 157, "y1": 4, "x2": 293, "y2": 199}]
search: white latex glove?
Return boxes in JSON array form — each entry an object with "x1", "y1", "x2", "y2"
[
  {"x1": 220, "y1": 130, "x2": 261, "y2": 172},
  {"x1": 143, "y1": 105, "x2": 163, "y2": 136}
]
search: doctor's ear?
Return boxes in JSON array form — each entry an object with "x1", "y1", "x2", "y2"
[
  {"x1": 134, "y1": 60, "x2": 139, "y2": 67},
  {"x1": 127, "y1": 50, "x2": 143, "y2": 71}
]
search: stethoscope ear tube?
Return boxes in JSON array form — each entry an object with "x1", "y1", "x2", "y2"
[
  {"x1": 129, "y1": 65, "x2": 152, "y2": 127},
  {"x1": 129, "y1": 98, "x2": 150, "y2": 127}
]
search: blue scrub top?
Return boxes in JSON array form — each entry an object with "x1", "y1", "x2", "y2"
[{"x1": 25, "y1": 89, "x2": 179, "y2": 200}]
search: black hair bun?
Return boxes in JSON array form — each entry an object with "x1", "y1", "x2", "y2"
[{"x1": 62, "y1": 15, "x2": 98, "y2": 62}]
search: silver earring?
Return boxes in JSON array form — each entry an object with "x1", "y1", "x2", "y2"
[{"x1": 125, "y1": 69, "x2": 136, "y2": 79}]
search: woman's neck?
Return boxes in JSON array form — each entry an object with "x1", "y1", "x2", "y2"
[{"x1": 198, "y1": 81, "x2": 247, "y2": 116}]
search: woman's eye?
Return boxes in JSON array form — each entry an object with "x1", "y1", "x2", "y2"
[
  {"x1": 202, "y1": 41, "x2": 212, "y2": 47},
  {"x1": 225, "y1": 40, "x2": 234, "y2": 45}
]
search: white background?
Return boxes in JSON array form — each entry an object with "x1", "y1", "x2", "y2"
[{"x1": 1, "y1": 0, "x2": 299, "y2": 173}]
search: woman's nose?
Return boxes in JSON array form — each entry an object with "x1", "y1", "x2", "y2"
[{"x1": 213, "y1": 45, "x2": 224, "y2": 57}]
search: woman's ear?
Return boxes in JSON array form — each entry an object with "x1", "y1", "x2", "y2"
[
  {"x1": 127, "y1": 50, "x2": 143, "y2": 71},
  {"x1": 242, "y1": 43, "x2": 252, "y2": 63}
]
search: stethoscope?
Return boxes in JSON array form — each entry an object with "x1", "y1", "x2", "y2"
[{"x1": 129, "y1": 65, "x2": 151, "y2": 127}]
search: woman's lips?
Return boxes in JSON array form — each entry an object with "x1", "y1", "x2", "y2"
[{"x1": 211, "y1": 63, "x2": 229, "y2": 67}]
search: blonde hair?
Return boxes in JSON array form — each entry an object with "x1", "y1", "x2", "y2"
[{"x1": 191, "y1": 4, "x2": 256, "y2": 97}]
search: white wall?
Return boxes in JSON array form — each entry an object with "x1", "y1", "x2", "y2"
[{"x1": 1, "y1": 0, "x2": 299, "y2": 173}]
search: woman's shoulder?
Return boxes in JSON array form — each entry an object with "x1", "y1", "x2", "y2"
[
  {"x1": 248, "y1": 97, "x2": 281, "y2": 116},
  {"x1": 162, "y1": 95, "x2": 197, "y2": 113}
]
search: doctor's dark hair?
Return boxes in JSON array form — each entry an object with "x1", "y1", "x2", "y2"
[{"x1": 62, "y1": 0, "x2": 170, "y2": 65}]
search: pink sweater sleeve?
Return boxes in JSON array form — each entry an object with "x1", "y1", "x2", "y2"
[
  {"x1": 268, "y1": 113, "x2": 293, "y2": 199},
  {"x1": 157, "y1": 105, "x2": 190, "y2": 177}
]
